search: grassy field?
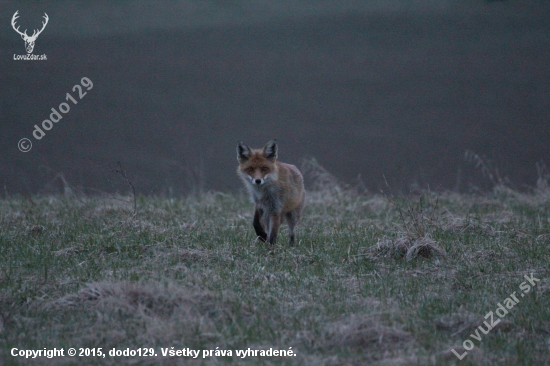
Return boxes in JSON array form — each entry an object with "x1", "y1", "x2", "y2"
[{"x1": 1, "y1": 164, "x2": 549, "y2": 365}]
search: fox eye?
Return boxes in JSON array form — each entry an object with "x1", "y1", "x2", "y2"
[
  {"x1": 246, "y1": 167, "x2": 254, "y2": 173},
  {"x1": 261, "y1": 167, "x2": 269, "y2": 173}
]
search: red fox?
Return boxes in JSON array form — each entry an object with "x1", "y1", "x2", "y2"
[{"x1": 237, "y1": 139, "x2": 305, "y2": 245}]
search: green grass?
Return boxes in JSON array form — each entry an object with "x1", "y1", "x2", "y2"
[{"x1": 0, "y1": 184, "x2": 549, "y2": 365}]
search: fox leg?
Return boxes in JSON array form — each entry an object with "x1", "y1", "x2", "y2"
[
  {"x1": 253, "y1": 208, "x2": 267, "y2": 242},
  {"x1": 267, "y1": 214, "x2": 281, "y2": 245},
  {"x1": 285, "y1": 210, "x2": 299, "y2": 245},
  {"x1": 286, "y1": 193, "x2": 304, "y2": 246}
]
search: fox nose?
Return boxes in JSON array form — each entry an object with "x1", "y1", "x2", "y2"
[{"x1": 254, "y1": 179, "x2": 262, "y2": 185}]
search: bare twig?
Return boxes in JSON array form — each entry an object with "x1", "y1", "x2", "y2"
[
  {"x1": 112, "y1": 162, "x2": 137, "y2": 216},
  {"x1": 465, "y1": 150, "x2": 511, "y2": 189}
]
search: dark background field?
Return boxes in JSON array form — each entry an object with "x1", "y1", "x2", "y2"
[{"x1": 1, "y1": 0, "x2": 549, "y2": 195}]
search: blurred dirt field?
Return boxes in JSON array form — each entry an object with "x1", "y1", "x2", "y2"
[{"x1": 1, "y1": 1, "x2": 549, "y2": 195}]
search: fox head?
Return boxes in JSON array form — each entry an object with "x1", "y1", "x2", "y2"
[{"x1": 237, "y1": 139, "x2": 278, "y2": 186}]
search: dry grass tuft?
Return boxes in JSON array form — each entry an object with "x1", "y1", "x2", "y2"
[
  {"x1": 362, "y1": 235, "x2": 445, "y2": 261},
  {"x1": 403, "y1": 236, "x2": 446, "y2": 261},
  {"x1": 441, "y1": 215, "x2": 499, "y2": 236},
  {"x1": 180, "y1": 248, "x2": 211, "y2": 263},
  {"x1": 373, "y1": 356, "x2": 420, "y2": 366},
  {"x1": 434, "y1": 306, "x2": 482, "y2": 335},
  {"x1": 26, "y1": 224, "x2": 46, "y2": 236},
  {"x1": 360, "y1": 188, "x2": 447, "y2": 261},
  {"x1": 50, "y1": 281, "x2": 221, "y2": 317},
  {"x1": 440, "y1": 345, "x2": 484, "y2": 363},
  {"x1": 435, "y1": 306, "x2": 516, "y2": 338},
  {"x1": 327, "y1": 315, "x2": 412, "y2": 351}
]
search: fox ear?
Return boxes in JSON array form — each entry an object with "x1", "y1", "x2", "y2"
[
  {"x1": 237, "y1": 141, "x2": 252, "y2": 163},
  {"x1": 262, "y1": 139, "x2": 278, "y2": 161}
]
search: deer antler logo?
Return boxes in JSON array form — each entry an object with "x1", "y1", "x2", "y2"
[{"x1": 11, "y1": 10, "x2": 49, "y2": 54}]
